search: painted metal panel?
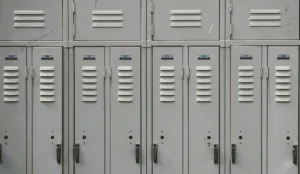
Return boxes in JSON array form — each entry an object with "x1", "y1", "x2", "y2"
[
  {"x1": 0, "y1": 0, "x2": 62, "y2": 40},
  {"x1": 188, "y1": 47, "x2": 219, "y2": 174},
  {"x1": 230, "y1": 46, "x2": 262, "y2": 174},
  {"x1": 268, "y1": 46, "x2": 298, "y2": 174},
  {"x1": 32, "y1": 47, "x2": 62, "y2": 174},
  {"x1": 153, "y1": 0, "x2": 219, "y2": 40},
  {"x1": 74, "y1": 47, "x2": 105, "y2": 174},
  {"x1": 0, "y1": 47, "x2": 27, "y2": 174},
  {"x1": 110, "y1": 47, "x2": 141, "y2": 174},
  {"x1": 152, "y1": 47, "x2": 183, "y2": 174},
  {"x1": 75, "y1": 0, "x2": 141, "y2": 40},
  {"x1": 231, "y1": 0, "x2": 299, "y2": 39}
]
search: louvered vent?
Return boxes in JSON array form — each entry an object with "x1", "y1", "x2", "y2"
[
  {"x1": 160, "y1": 66, "x2": 175, "y2": 102},
  {"x1": 14, "y1": 10, "x2": 45, "y2": 28},
  {"x1": 238, "y1": 66, "x2": 254, "y2": 102},
  {"x1": 40, "y1": 66, "x2": 55, "y2": 102},
  {"x1": 196, "y1": 66, "x2": 212, "y2": 102},
  {"x1": 249, "y1": 9, "x2": 281, "y2": 27},
  {"x1": 170, "y1": 10, "x2": 201, "y2": 27},
  {"x1": 275, "y1": 66, "x2": 291, "y2": 103},
  {"x1": 118, "y1": 66, "x2": 133, "y2": 102},
  {"x1": 92, "y1": 10, "x2": 123, "y2": 28},
  {"x1": 82, "y1": 66, "x2": 97, "y2": 102},
  {"x1": 3, "y1": 66, "x2": 19, "y2": 102}
]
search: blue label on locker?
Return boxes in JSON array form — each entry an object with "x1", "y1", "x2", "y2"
[
  {"x1": 83, "y1": 55, "x2": 96, "y2": 60},
  {"x1": 41, "y1": 55, "x2": 54, "y2": 60},
  {"x1": 198, "y1": 54, "x2": 210, "y2": 60},
  {"x1": 5, "y1": 55, "x2": 17, "y2": 60},
  {"x1": 277, "y1": 54, "x2": 290, "y2": 59},
  {"x1": 240, "y1": 54, "x2": 252, "y2": 59},
  {"x1": 120, "y1": 55, "x2": 132, "y2": 60},
  {"x1": 161, "y1": 54, "x2": 174, "y2": 60}
]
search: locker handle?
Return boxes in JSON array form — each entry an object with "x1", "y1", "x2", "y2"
[
  {"x1": 293, "y1": 145, "x2": 297, "y2": 165},
  {"x1": 135, "y1": 143, "x2": 140, "y2": 164},
  {"x1": 75, "y1": 144, "x2": 80, "y2": 163},
  {"x1": 214, "y1": 144, "x2": 219, "y2": 164},
  {"x1": 232, "y1": 144, "x2": 236, "y2": 164},
  {"x1": 153, "y1": 144, "x2": 158, "y2": 163},
  {"x1": 0, "y1": 144, "x2": 2, "y2": 164},
  {"x1": 56, "y1": 144, "x2": 62, "y2": 164}
]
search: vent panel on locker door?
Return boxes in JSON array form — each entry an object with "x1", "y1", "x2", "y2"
[
  {"x1": 230, "y1": 46, "x2": 262, "y2": 174},
  {"x1": 0, "y1": 0, "x2": 62, "y2": 40},
  {"x1": 75, "y1": 0, "x2": 140, "y2": 40},
  {"x1": 188, "y1": 47, "x2": 219, "y2": 174},
  {"x1": 231, "y1": 0, "x2": 299, "y2": 39},
  {"x1": 110, "y1": 47, "x2": 141, "y2": 174},
  {"x1": 74, "y1": 47, "x2": 105, "y2": 174},
  {"x1": 153, "y1": 47, "x2": 183, "y2": 174},
  {"x1": 153, "y1": 0, "x2": 219, "y2": 40},
  {"x1": 0, "y1": 47, "x2": 27, "y2": 174},
  {"x1": 32, "y1": 47, "x2": 62, "y2": 174},
  {"x1": 268, "y1": 47, "x2": 298, "y2": 174}
]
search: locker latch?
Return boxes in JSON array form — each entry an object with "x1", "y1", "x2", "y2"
[
  {"x1": 153, "y1": 144, "x2": 158, "y2": 164},
  {"x1": 0, "y1": 144, "x2": 2, "y2": 164},
  {"x1": 135, "y1": 143, "x2": 140, "y2": 164},
  {"x1": 293, "y1": 145, "x2": 298, "y2": 165},
  {"x1": 232, "y1": 144, "x2": 236, "y2": 164},
  {"x1": 214, "y1": 144, "x2": 219, "y2": 164},
  {"x1": 56, "y1": 144, "x2": 62, "y2": 164},
  {"x1": 74, "y1": 144, "x2": 80, "y2": 163}
]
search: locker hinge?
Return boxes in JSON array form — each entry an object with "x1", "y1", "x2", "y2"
[
  {"x1": 151, "y1": 25, "x2": 155, "y2": 36},
  {"x1": 72, "y1": 1, "x2": 76, "y2": 14},
  {"x1": 229, "y1": 1, "x2": 233, "y2": 13},
  {"x1": 73, "y1": 25, "x2": 76, "y2": 39},
  {"x1": 181, "y1": 67, "x2": 184, "y2": 79},
  {"x1": 109, "y1": 67, "x2": 112, "y2": 79},
  {"x1": 72, "y1": 1, "x2": 76, "y2": 38},
  {"x1": 103, "y1": 67, "x2": 106, "y2": 79},
  {"x1": 266, "y1": 66, "x2": 269, "y2": 79},
  {"x1": 150, "y1": 1, "x2": 154, "y2": 13},
  {"x1": 30, "y1": 67, "x2": 34, "y2": 79},
  {"x1": 187, "y1": 67, "x2": 190, "y2": 79},
  {"x1": 229, "y1": 25, "x2": 233, "y2": 36},
  {"x1": 260, "y1": 67, "x2": 263, "y2": 79},
  {"x1": 25, "y1": 66, "x2": 28, "y2": 79}
]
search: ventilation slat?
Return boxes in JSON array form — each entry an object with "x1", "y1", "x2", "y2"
[
  {"x1": 92, "y1": 10, "x2": 124, "y2": 28},
  {"x1": 160, "y1": 66, "x2": 176, "y2": 102}
]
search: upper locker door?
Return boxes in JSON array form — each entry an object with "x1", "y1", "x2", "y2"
[
  {"x1": 152, "y1": 47, "x2": 183, "y2": 174},
  {"x1": 0, "y1": 48, "x2": 27, "y2": 174},
  {"x1": 0, "y1": 0, "x2": 62, "y2": 41},
  {"x1": 74, "y1": 48, "x2": 105, "y2": 174},
  {"x1": 230, "y1": 46, "x2": 262, "y2": 174},
  {"x1": 268, "y1": 47, "x2": 298, "y2": 174},
  {"x1": 231, "y1": 0, "x2": 299, "y2": 40},
  {"x1": 75, "y1": 0, "x2": 141, "y2": 40},
  {"x1": 110, "y1": 47, "x2": 141, "y2": 174},
  {"x1": 188, "y1": 47, "x2": 219, "y2": 174},
  {"x1": 153, "y1": 0, "x2": 219, "y2": 41},
  {"x1": 32, "y1": 47, "x2": 63, "y2": 174}
]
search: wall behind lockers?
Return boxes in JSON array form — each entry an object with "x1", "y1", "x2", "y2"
[{"x1": 0, "y1": 0, "x2": 299, "y2": 174}]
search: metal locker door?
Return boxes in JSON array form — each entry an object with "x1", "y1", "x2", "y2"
[
  {"x1": 152, "y1": 0, "x2": 219, "y2": 41},
  {"x1": 268, "y1": 46, "x2": 298, "y2": 174},
  {"x1": 152, "y1": 47, "x2": 183, "y2": 174},
  {"x1": 0, "y1": 47, "x2": 27, "y2": 174},
  {"x1": 74, "y1": 47, "x2": 105, "y2": 174},
  {"x1": 188, "y1": 47, "x2": 219, "y2": 174},
  {"x1": 231, "y1": 0, "x2": 299, "y2": 40},
  {"x1": 110, "y1": 47, "x2": 141, "y2": 174},
  {"x1": 230, "y1": 46, "x2": 262, "y2": 174},
  {"x1": 74, "y1": 0, "x2": 141, "y2": 40},
  {"x1": 32, "y1": 47, "x2": 63, "y2": 174},
  {"x1": 0, "y1": 0, "x2": 62, "y2": 41}
]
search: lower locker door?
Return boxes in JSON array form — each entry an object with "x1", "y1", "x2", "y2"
[
  {"x1": 188, "y1": 47, "x2": 220, "y2": 174},
  {"x1": 268, "y1": 46, "x2": 298, "y2": 174},
  {"x1": 0, "y1": 47, "x2": 27, "y2": 174},
  {"x1": 32, "y1": 47, "x2": 63, "y2": 174},
  {"x1": 110, "y1": 47, "x2": 141, "y2": 174},
  {"x1": 230, "y1": 46, "x2": 262, "y2": 174},
  {"x1": 152, "y1": 47, "x2": 183, "y2": 174},
  {"x1": 74, "y1": 47, "x2": 105, "y2": 174}
]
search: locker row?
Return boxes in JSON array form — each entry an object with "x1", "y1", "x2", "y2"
[
  {"x1": 0, "y1": 46, "x2": 299, "y2": 174},
  {"x1": 0, "y1": 0, "x2": 299, "y2": 41}
]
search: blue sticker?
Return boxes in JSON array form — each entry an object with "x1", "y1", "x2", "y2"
[
  {"x1": 198, "y1": 54, "x2": 210, "y2": 60},
  {"x1": 41, "y1": 55, "x2": 54, "y2": 60},
  {"x1": 5, "y1": 55, "x2": 17, "y2": 60},
  {"x1": 240, "y1": 54, "x2": 252, "y2": 59},
  {"x1": 162, "y1": 54, "x2": 174, "y2": 60},
  {"x1": 277, "y1": 54, "x2": 290, "y2": 59},
  {"x1": 120, "y1": 55, "x2": 132, "y2": 60},
  {"x1": 83, "y1": 55, "x2": 96, "y2": 60}
]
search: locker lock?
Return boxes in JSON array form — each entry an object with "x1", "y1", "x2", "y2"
[{"x1": 293, "y1": 145, "x2": 298, "y2": 165}]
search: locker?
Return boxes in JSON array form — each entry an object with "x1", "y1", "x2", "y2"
[
  {"x1": 32, "y1": 47, "x2": 63, "y2": 174},
  {"x1": 230, "y1": 46, "x2": 262, "y2": 174},
  {"x1": 268, "y1": 46, "x2": 298, "y2": 174},
  {"x1": 74, "y1": 0, "x2": 141, "y2": 40},
  {"x1": 0, "y1": 0, "x2": 62, "y2": 41},
  {"x1": 152, "y1": 47, "x2": 183, "y2": 174},
  {"x1": 152, "y1": 0, "x2": 219, "y2": 41},
  {"x1": 188, "y1": 47, "x2": 220, "y2": 174},
  {"x1": 74, "y1": 47, "x2": 105, "y2": 174},
  {"x1": 231, "y1": 0, "x2": 299, "y2": 40},
  {"x1": 110, "y1": 47, "x2": 141, "y2": 174},
  {"x1": 0, "y1": 47, "x2": 27, "y2": 174}
]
